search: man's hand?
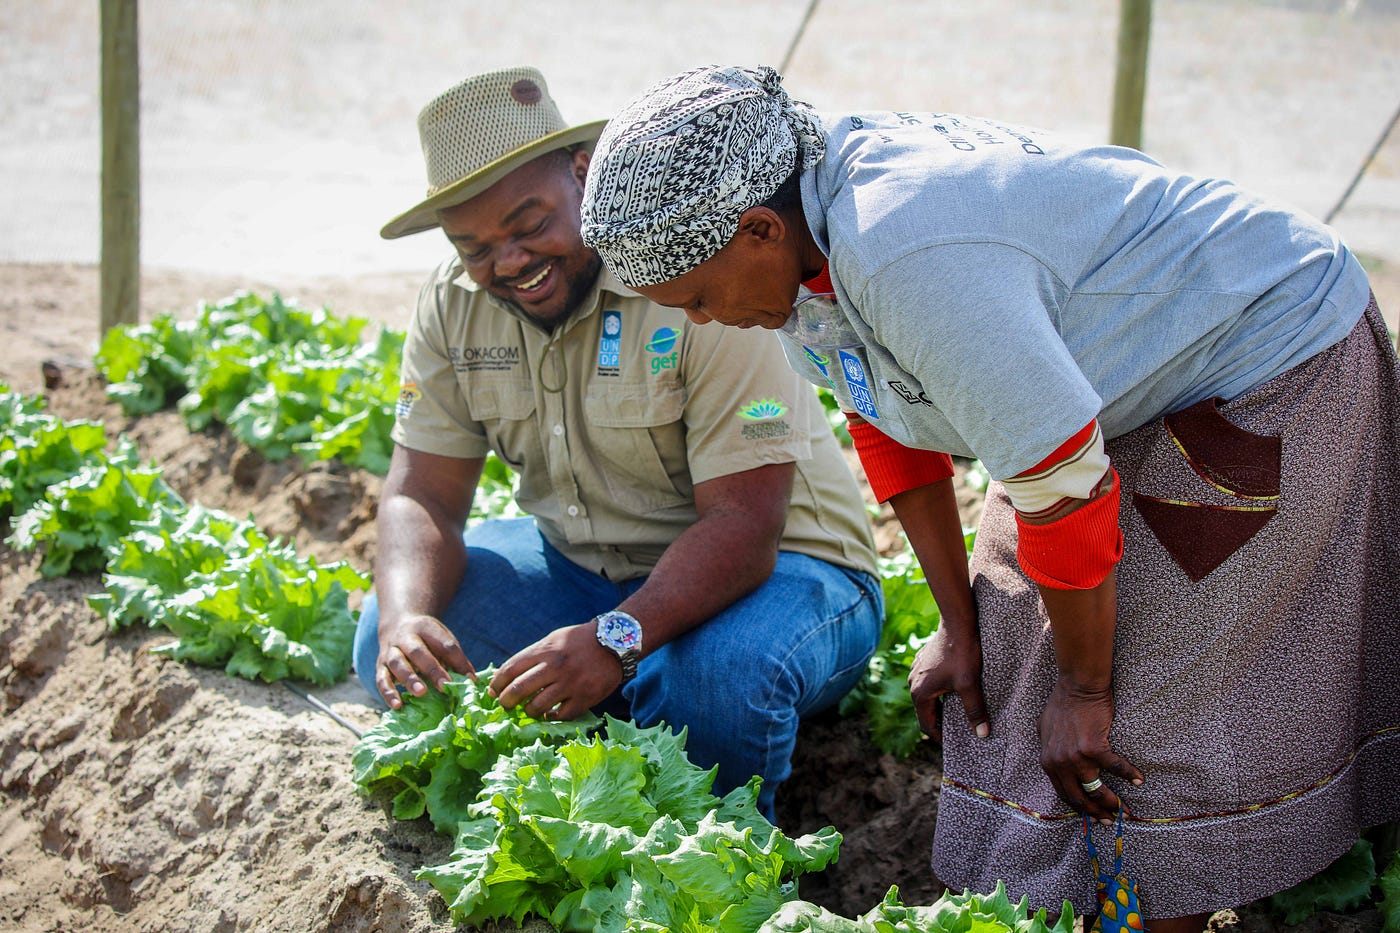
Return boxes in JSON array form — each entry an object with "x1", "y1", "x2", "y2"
[
  {"x1": 909, "y1": 622, "x2": 990, "y2": 742},
  {"x1": 489, "y1": 622, "x2": 622, "y2": 721},
  {"x1": 376, "y1": 613, "x2": 475, "y2": 710},
  {"x1": 1037, "y1": 676, "x2": 1143, "y2": 822}
]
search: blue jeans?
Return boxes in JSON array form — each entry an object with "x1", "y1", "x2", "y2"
[{"x1": 353, "y1": 517, "x2": 883, "y2": 821}]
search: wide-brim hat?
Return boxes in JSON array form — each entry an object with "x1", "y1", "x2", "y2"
[{"x1": 381, "y1": 66, "x2": 607, "y2": 239}]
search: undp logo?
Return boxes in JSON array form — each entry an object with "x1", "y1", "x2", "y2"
[{"x1": 843, "y1": 357, "x2": 863, "y2": 382}]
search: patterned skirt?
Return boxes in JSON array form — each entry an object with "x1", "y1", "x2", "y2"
[{"x1": 931, "y1": 297, "x2": 1400, "y2": 918}]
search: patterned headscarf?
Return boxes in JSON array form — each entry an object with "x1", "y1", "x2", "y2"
[{"x1": 579, "y1": 65, "x2": 826, "y2": 288}]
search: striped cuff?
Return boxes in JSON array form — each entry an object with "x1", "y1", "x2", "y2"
[
  {"x1": 1015, "y1": 468, "x2": 1123, "y2": 590},
  {"x1": 846, "y1": 414, "x2": 954, "y2": 502},
  {"x1": 1003, "y1": 420, "x2": 1110, "y2": 516}
]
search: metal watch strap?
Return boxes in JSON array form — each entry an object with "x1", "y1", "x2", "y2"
[
  {"x1": 615, "y1": 645, "x2": 639, "y2": 682},
  {"x1": 594, "y1": 611, "x2": 641, "y2": 681}
]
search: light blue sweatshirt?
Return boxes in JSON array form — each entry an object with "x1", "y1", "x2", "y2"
[{"x1": 779, "y1": 110, "x2": 1371, "y2": 479}]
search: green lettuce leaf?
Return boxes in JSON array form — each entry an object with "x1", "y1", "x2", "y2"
[
  {"x1": 90, "y1": 501, "x2": 367, "y2": 684},
  {"x1": 0, "y1": 411, "x2": 109, "y2": 518},
  {"x1": 761, "y1": 882, "x2": 1075, "y2": 933},
  {"x1": 8, "y1": 438, "x2": 182, "y2": 576},
  {"x1": 1270, "y1": 838, "x2": 1376, "y2": 925},
  {"x1": 351, "y1": 671, "x2": 597, "y2": 835},
  {"x1": 1377, "y1": 847, "x2": 1400, "y2": 932}
]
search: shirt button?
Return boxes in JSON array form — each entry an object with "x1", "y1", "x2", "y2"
[
  {"x1": 552, "y1": 424, "x2": 564, "y2": 436},
  {"x1": 567, "y1": 505, "x2": 579, "y2": 517}
]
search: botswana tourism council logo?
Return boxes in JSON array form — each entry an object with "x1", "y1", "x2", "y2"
[{"x1": 736, "y1": 397, "x2": 791, "y2": 440}]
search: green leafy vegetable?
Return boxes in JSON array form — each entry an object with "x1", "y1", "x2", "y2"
[
  {"x1": 95, "y1": 291, "x2": 405, "y2": 475},
  {"x1": 761, "y1": 881, "x2": 1075, "y2": 933},
  {"x1": 95, "y1": 313, "x2": 198, "y2": 414},
  {"x1": 841, "y1": 529, "x2": 973, "y2": 758},
  {"x1": 7, "y1": 437, "x2": 183, "y2": 577},
  {"x1": 89, "y1": 501, "x2": 369, "y2": 685},
  {"x1": 422, "y1": 715, "x2": 839, "y2": 931},
  {"x1": 1270, "y1": 838, "x2": 1377, "y2": 925},
  {"x1": 351, "y1": 670, "x2": 598, "y2": 833},
  {"x1": 470, "y1": 452, "x2": 522, "y2": 525},
  {"x1": 356, "y1": 680, "x2": 840, "y2": 932},
  {"x1": 1377, "y1": 846, "x2": 1400, "y2": 931},
  {"x1": 0, "y1": 399, "x2": 109, "y2": 520},
  {"x1": 814, "y1": 386, "x2": 851, "y2": 446}
]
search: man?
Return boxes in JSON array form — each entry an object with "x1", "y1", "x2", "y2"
[{"x1": 354, "y1": 67, "x2": 883, "y2": 820}]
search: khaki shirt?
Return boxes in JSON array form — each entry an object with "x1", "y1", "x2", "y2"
[{"x1": 393, "y1": 255, "x2": 878, "y2": 582}]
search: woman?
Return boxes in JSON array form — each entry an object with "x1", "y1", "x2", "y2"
[{"x1": 577, "y1": 65, "x2": 1400, "y2": 931}]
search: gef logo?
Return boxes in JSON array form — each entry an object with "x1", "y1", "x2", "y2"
[{"x1": 646, "y1": 326, "x2": 679, "y2": 375}]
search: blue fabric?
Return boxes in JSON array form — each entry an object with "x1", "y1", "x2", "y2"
[
  {"x1": 353, "y1": 516, "x2": 884, "y2": 821},
  {"x1": 1085, "y1": 809, "x2": 1146, "y2": 932}
]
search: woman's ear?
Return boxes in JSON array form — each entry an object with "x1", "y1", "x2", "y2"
[{"x1": 735, "y1": 206, "x2": 787, "y2": 246}]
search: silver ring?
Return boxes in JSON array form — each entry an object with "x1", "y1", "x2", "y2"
[{"x1": 1079, "y1": 777, "x2": 1104, "y2": 793}]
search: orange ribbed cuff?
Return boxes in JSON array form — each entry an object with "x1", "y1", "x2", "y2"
[
  {"x1": 846, "y1": 414, "x2": 954, "y2": 502},
  {"x1": 1015, "y1": 468, "x2": 1123, "y2": 590}
]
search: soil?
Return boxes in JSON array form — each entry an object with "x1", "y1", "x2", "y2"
[{"x1": 0, "y1": 263, "x2": 1389, "y2": 931}]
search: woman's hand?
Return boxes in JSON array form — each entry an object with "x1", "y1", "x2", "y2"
[
  {"x1": 909, "y1": 623, "x2": 990, "y2": 742},
  {"x1": 489, "y1": 623, "x2": 623, "y2": 721},
  {"x1": 1037, "y1": 676, "x2": 1142, "y2": 822}
]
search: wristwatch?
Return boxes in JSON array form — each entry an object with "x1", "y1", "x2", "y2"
[{"x1": 594, "y1": 610, "x2": 643, "y2": 682}]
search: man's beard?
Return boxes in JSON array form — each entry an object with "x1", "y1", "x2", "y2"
[{"x1": 500, "y1": 251, "x2": 604, "y2": 331}]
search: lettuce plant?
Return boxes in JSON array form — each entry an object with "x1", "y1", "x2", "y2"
[
  {"x1": 0, "y1": 392, "x2": 109, "y2": 520},
  {"x1": 89, "y1": 501, "x2": 369, "y2": 685},
  {"x1": 7, "y1": 436, "x2": 182, "y2": 577},
  {"x1": 96, "y1": 291, "x2": 404, "y2": 476},
  {"x1": 352, "y1": 670, "x2": 596, "y2": 832},
  {"x1": 761, "y1": 881, "x2": 1074, "y2": 933},
  {"x1": 422, "y1": 718, "x2": 839, "y2": 931},
  {"x1": 353, "y1": 677, "x2": 841, "y2": 931}
]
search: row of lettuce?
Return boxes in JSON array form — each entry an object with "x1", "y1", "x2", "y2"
[
  {"x1": 0, "y1": 381, "x2": 370, "y2": 683},
  {"x1": 351, "y1": 669, "x2": 1073, "y2": 932},
  {"x1": 4, "y1": 291, "x2": 1386, "y2": 930}
]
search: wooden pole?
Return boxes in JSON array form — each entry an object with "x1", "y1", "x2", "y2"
[
  {"x1": 100, "y1": 0, "x2": 140, "y2": 335},
  {"x1": 1110, "y1": 0, "x2": 1152, "y2": 150}
]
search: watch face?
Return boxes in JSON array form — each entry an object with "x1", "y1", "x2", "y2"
[{"x1": 598, "y1": 612, "x2": 641, "y2": 650}]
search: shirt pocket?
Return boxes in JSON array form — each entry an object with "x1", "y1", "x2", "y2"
[
  {"x1": 462, "y1": 377, "x2": 539, "y2": 471},
  {"x1": 582, "y1": 382, "x2": 691, "y2": 514}
]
